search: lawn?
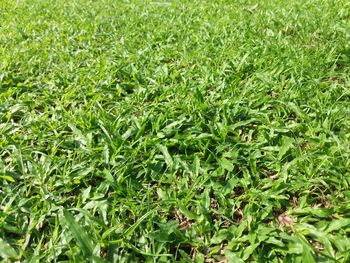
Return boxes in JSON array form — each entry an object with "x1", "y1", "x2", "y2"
[{"x1": 1, "y1": 0, "x2": 350, "y2": 261}]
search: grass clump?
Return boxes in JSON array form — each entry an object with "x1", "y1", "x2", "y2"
[{"x1": 1, "y1": 0, "x2": 350, "y2": 261}]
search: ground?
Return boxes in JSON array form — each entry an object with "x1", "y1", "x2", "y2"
[{"x1": 0, "y1": 0, "x2": 350, "y2": 262}]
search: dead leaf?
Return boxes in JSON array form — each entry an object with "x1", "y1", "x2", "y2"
[
  {"x1": 271, "y1": 91, "x2": 279, "y2": 98},
  {"x1": 174, "y1": 209, "x2": 192, "y2": 230},
  {"x1": 310, "y1": 240, "x2": 325, "y2": 251},
  {"x1": 220, "y1": 243, "x2": 227, "y2": 256},
  {"x1": 235, "y1": 208, "x2": 244, "y2": 224},
  {"x1": 210, "y1": 198, "x2": 219, "y2": 209},
  {"x1": 291, "y1": 196, "x2": 298, "y2": 208},
  {"x1": 278, "y1": 212, "x2": 296, "y2": 227},
  {"x1": 263, "y1": 168, "x2": 278, "y2": 180}
]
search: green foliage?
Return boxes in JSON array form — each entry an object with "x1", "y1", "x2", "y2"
[{"x1": 1, "y1": 0, "x2": 350, "y2": 261}]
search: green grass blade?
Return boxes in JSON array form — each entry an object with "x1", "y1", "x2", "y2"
[
  {"x1": 0, "y1": 238, "x2": 18, "y2": 259},
  {"x1": 62, "y1": 209, "x2": 94, "y2": 257}
]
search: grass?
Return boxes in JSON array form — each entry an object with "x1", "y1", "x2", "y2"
[{"x1": 0, "y1": 0, "x2": 350, "y2": 261}]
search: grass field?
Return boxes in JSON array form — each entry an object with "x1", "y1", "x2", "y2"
[{"x1": 1, "y1": 0, "x2": 350, "y2": 261}]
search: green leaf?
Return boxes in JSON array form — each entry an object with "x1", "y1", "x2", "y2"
[
  {"x1": 124, "y1": 210, "x2": 154, "y2": 237},
  {"x1": 220, "y1": 157, "x2": 234, "y2": 172},
  {"x1": 278, "y1": 136, "x2": 293, "y2": 160},
  {"x1": 265, "y1": 237, "x2": 285, "y2": 247},
  {"x1": 293, "y1": 208, "x2": 334, "y2": 218},
  {"x1": 62, "y1": 209, "x2": 94, "y2": 257},
  {"x1": 179, "y1": 204, "x2": 197, "y2": 220},
  {"x1": 194, "y1": 87, "x2": 204, "y2": 104},
  {"x1": 326, "y1": 218, "x2": 350, "y2": 233},
  {"x1": 302, "y1": 248, "x2": 315, "y2": 263},
  {"x1": 156, "y1": 144, "x2": 173, "y2": 167},
  {"x1": 0, "y1": 175, "x2": 15, "y2": 182},
  {"x1": 0, "y1": 238, "x2": 18, "y2": 259},
  {"x1": 242, "y1": 243, "x2": 259, "y2": 260},
  {"x1": 225, "y1": 250, "x2": 244, "y2": 263}
]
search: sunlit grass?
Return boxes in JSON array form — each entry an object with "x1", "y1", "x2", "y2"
[{"x1": 1, "y1": 0, "x2": 350, "y2": 261}]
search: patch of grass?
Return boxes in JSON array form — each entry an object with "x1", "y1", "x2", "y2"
[{"x1": 1, "y1": 0, "x2": 350, "y2": 261}]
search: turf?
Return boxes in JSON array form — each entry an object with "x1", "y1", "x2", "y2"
[{"x1": 1, "y1": 0, "x2": 350, "y2": 261}]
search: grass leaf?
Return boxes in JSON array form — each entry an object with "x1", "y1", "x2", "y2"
[
  {"x1": 0, "y1": 238, "x2": 18, "y2": 259},
  {"x1": 62, "y1": 209, "x2": 94, "y2": 257}
]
